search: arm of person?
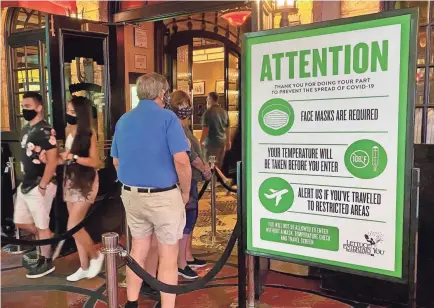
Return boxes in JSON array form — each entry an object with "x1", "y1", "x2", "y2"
[
  {"x1": 225, "y1": 127, "x2": 231, "y2": 151},
  {"x1": 58, "y1": 126, "x2": 71, "y2": 165},
  {"x1": 58, "y1": 149, "x2": 69, "y2": 165},
  {"x1": 191, "y1": 156, "x2": 211, "y2": 180},
  {"x1": 200, "y1": 127, "x2": 209, "y2": 146},
  {"x1": 200, "y1": 111, "x2": 209, "y2": 145},
  {"x1": 191, "y1": 157, "x2": 208, "y2": 173},
  {"x1": 113, "y1": 158, "x2": 119, "y2": 172},
  {"x1": 39, "y1": 147, "x2": 58, "y2": 195},
  {"x1": 174, "y1": 152, "x2": 192, "y2": 204},
  {"x1": 67, "y1": 132, "x2": 100, "y2": 168},
  {"x1": 38, "y1": 128, "x2": 58, "y2": 195},
  {"x1": 187, "y1": 138, "x2": 198, "y2": 163}
]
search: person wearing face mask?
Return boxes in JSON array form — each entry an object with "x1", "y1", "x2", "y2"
[
  {"x1": 57, "y1": 96, "x2": 103, "y2": 282},
  {"x1": 138, "y1": 90, "x2": 212, "y2": 296},
  {"x1": 171, "y1": 90, "x2": 212, "y2": 279},
  {"x1": 111, "y1": 73, "x2": 191, "y2": 308},
  {"x1": 14, "y1": 91, "x2": 59, "y2": 278}
]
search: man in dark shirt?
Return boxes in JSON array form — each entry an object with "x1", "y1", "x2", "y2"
[
  {"x1": 14, "y1": 92, "x2": 58, "y2": 278},
  {"x1": 200, "y1": 92, "x2": 231, "y2": 168}
]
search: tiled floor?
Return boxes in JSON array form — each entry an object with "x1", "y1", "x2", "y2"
[
  {"x1": 1, "y1": 249, "x2": 357, "y2": 308},
  {"x1": 0, "y1": 185, "x2": 373, "y2": 307}
]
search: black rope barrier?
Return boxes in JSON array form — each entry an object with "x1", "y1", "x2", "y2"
[
  {"x1": 121, "y1": 220, "x2": 240, "y2": 294},
  {"x1": 197, "y1": 180, "x2": 209, "y2": 200},
  {"x1": 215, "y1": 171, "x2": 237, "y2": 193},
  {"x1": 1, "y1": 181, "x2": 121, "y2": 246}
]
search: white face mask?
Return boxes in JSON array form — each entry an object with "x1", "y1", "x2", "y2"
[{"x1": 263, "y1": 108, "x2": 290, "y2": 130}]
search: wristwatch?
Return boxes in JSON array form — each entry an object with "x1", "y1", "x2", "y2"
[{"x1": 72, "y1": 155, "x2": 79, "y2": 163}]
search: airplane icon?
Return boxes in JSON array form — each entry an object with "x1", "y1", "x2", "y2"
[{"x1": 264, "y1": 189, "x2": 289, "y2": 206}]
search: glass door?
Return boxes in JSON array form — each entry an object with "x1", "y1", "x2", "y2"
[
  {"x1": 59, "y1": 29, "x2": 110, "y2": 168},
  {"x1": 227, "y1": 51, "x2": 240, "y2": 143},
  {"x1": 173, "y1": 44, "x2": 192, "y2": 94},
  {"x1": 10, "y1": 43, "x2": 49, "y2": 130},
  {"x1": 172, "y1": 42, "x2": 195, "y2": 131}
]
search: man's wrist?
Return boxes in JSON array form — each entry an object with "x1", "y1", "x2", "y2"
[{"x1": 39, "y1": 183, "x2": 47, "y2": 190}]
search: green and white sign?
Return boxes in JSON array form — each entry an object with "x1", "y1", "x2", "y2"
[{"x1": 244, "y1": 11, "x2": 416, "y2": 279}]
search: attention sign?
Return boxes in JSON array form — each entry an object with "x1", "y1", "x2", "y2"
[{"x1": 243, "y1": 11, "x2": 416, "y2": 279}]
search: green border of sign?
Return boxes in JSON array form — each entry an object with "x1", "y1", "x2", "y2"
[{"x1": 242, "y1": 8, "x2": 418, "y2": 282}]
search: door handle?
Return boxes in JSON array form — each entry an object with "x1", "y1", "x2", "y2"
[{"x1": 50, "y1": 15, "x2": 55, "y2": 37}]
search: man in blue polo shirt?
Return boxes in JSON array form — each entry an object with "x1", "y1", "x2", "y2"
[{"x1": 111, "y1": 73, "x2": 191, "y2": 308}]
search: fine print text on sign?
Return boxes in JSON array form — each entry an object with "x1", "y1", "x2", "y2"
[{"x1": 245, "y1": 13, "x2": 413, "y2": 278}]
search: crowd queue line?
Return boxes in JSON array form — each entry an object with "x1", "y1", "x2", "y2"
[{"x1": 12, "y1": 72, "x2": 233, "y2": 308}]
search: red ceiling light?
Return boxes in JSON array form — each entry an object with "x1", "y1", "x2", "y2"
[{"x1": 221, "y1": 10, "x2": 251, "y2": 27}]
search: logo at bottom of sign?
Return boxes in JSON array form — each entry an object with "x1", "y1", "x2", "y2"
[{"x1": 342, "y1": 231, "x2": 385, "y2": 257}]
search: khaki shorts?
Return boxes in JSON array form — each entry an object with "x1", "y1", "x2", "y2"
[
  {"x1": 14, "y1": 183, "x2": 57, "y2": 230},
  {"x1": 121, "y1": 186, "x2": 186, "y2": 245}
]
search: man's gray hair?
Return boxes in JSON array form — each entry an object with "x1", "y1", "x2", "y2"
[{"x1": 136, "y1": 73, "x2": 169, "y2": 100}]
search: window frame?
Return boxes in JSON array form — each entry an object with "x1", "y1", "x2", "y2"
[
  {"x1": 5, "y1": 8, "x2": 49, "y2": 132},
  {"x1": 383, "y1": 1, "x2": 434, "y2": 143}
]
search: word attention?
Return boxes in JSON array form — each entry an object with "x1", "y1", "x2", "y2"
[{"x1": 260, "y1": 40, "x2": 388, "y2": 81}]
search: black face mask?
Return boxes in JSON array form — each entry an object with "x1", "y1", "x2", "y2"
[
  {"x1": 22, "y1": 109, "x2": 38, "y2": 121},
  {"x1": 66, "y1": 114, "x2": 77, "y2": 125}
]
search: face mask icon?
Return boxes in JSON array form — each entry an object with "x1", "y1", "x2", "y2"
[{"x1": 262, "y1": 106, "x2": 291, "y2": 130}]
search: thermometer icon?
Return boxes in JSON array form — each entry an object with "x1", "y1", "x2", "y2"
[{"x1": 372, "y1": 146, "x2": 379, "y2": 172}]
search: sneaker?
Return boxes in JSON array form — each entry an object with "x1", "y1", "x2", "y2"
[
  {"x1": 52, "y1": 240, "x2": 65, "y2": 261},
  {"x1": 87, "y1": 252, "x2": 104, "y2": 279},
  {"x1": 26, "y1": 257, "x2": 55, "y2": 279},
  {"x1": 123, "y1": 301, "x2": 138, "y2": 308},
  {"x1": 178, "y1": 265, "x2": 198, "y2": 279},
  {"x1": 187, "y1": 258, "x2": 208, "y2": 268},
  {"x1": 67, "y1": 267, "x2": 89, "y2": 282}
]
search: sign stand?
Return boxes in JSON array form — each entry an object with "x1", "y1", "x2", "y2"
[
  {"x1": 408, "y1": 168, "x2": 420, "y2": 307},
  {"x1": 237, "y1": 162, "x2": 247, "y2": 308}
]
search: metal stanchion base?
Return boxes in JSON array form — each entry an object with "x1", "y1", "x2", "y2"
[{"x1": 2, "y1": 244, "x2": 33, "y2": 255}]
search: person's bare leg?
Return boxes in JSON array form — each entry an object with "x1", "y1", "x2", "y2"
[
  {"x1": 185, "y1": 233, "x2": 194, "y2": 261},
  {"x1": 215, "y1": 167, "x2": 228, "y2": 182},
  {"x1": 178, "y1": 234, "x2": 189, "y2": 269},
  {"x1": 157, "y1": 241, "x2": 179, "y2": 308},
  {"x1": 36, "y1": 228, "x2": 53, "y2": 258},
  {"x1": 16, "y1": 223, "x2": 50, "y2": 256},
  {"x1": 127, "y1": 235, "x2": 152, "y2": 301},
  {"x1": 144, "y1": 234, "x2": 159, "y2": 277},
  {"x1": 67, "y1": 202, "x2": 97, "y2": 269},
  {"x1": 15, "y1": 223, "x2": 38, "y2": 236}
]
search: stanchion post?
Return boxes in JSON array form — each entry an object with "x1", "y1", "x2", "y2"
[
  {"x1": 209, "y1": 156, "x2": 217, "y2": 241},
  {"x1": 409, "y1": 168, "x2": 420, "y2": 308},
  {"x1": 102, "y1": 232, "x2": 120, "y2": 308},
  {"x1": 3, "y1": 157, "x2": 30, "y2": 255},
  {"x1": 10, "y1": 157, "x2": 20, "y2": 252},
  {"x1": 237, "y1": 162, "x2": 247, "y2": 308}
]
